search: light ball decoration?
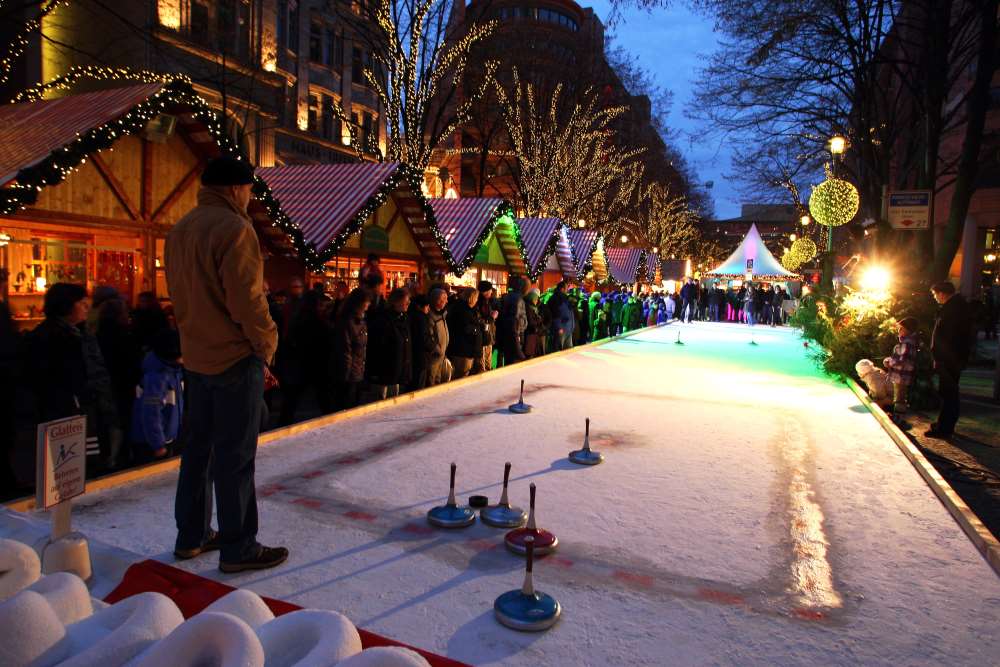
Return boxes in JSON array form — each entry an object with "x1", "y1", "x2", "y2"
[
  {"x1": 808, "y1": 177, "x2": 860, "y2": 227},
  {"x1": 790, "y1": 237, "x2": 818, "y2": 263},
  {"x1": 781, "y1": 250, "x2": 802, "y2": 272}
]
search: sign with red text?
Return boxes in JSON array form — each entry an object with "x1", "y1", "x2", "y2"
[
  {"x1": 36, "y1": 416, "x2": 86, "y2": 509},
  {"x1": 888, "y1": 191, "x2": 930, "y2": 230}
]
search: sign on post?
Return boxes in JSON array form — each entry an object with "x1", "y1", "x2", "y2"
[
  {"x1": 36, "y1": 415, "x2": 87, "y2": 510},
  {"x1": 887, "y1": 190, "x2": 931, "y2": 230}
]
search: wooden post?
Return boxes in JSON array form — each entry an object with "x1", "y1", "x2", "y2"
[{"x1": 51, "y1": 501, "x2": 71, "y2": 541}]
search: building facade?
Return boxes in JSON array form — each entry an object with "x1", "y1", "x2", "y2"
[{"x1": 1, "y1": 0, "x2": 386, "y2": 169}]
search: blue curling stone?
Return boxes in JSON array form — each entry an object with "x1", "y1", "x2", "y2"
[
  {"x1": 480, "y1": 504, "x2": 527, "y2": 528},
  {"x1": 494, "y1": 589, "x2": 561, "y2": 631},
  {"x1": 427, "y1": 504, "x2": 475, "y2": 528},
  {"x1": 568, "y1": 448, "x2": 604, "y2": 465}
]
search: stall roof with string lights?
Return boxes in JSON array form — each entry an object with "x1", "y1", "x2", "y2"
[
  {"x1": 0, "y1": 80, "x2": 301, "y2": 325},
  {"x1": 516, "y1": 217, "x2": 562, "y2": 282},
  {"x1": 566, "y1": 228, "x2": 602, "y2": 280},
  {"x1": 642, "y1": 251, "x2": 661, "y2": 284},
  {"x1": 257, "y1": 163, "x2": 451, "y2": 274},
  {"x1": 705, "y1": 223, "x2": 799, "y2": 280},
  {"x1": 605, "y1": 246, "x2": 644, "y2": 285},
  {"x1": 426, "y1": 197, "x2": 512, "y2": 277}
]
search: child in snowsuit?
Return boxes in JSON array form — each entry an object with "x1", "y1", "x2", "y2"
[
  {"x1": 883, "y1": 316, "x2": 919, "y2": 419},
  {"x1": 131, "y1": 330, "x2": 184, "y2": 460}
]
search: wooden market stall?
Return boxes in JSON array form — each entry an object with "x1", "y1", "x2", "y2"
[
  {"x1": 0, "y1": 81, "x2": 295, "y2": 330},
  {"x1": 257, "y1": 163, "x2": 450, "y2": 293}
]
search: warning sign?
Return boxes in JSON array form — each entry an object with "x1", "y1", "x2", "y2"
[
  {"x1": 36, "y1": 415, "x2": 87, "y2": 509},
  {"x1": 888, "y1": 191, "x2": 930, "y2": 230}
]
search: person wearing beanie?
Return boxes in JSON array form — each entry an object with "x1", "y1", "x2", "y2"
[
  {"x1": 475, "y1": 280, "x2": 498, "y2": 372},
  {"x1": 166, "y1": 156, "x2": 285, "y2": 573}
]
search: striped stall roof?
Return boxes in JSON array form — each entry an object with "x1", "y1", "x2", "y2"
[
  {"x1": 427, "y1": 197, "x2": 507, "y2": 272},
  {"x1": 605, "y1": 246, "x2": 643, "y2": 285},
  {"x1": 257, "y1": 163, "x2": 448, "y2": 270},
  {"x1": 0, "y1": 83, "x2": 167, "y2": 186},
  {"x1": 493, "y1": 217, "x2": 528, "y2": 275},
  {"x1": 554, "y1": 226, "x2": 576, "y2": 279},
  {"x1": 516, "y1": 217, "x2": 561, "y2": 280},
  {"x1": 566, "y1": 228, "x2": 599, "y2": 278},
  {"x1": 644, "y1": 252, "x2": 661, "y2": 283}
]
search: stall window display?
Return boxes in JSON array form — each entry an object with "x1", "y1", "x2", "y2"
[
  {"x1": 0, "y1": 227, "x2": 142, "y2": 328},
  {"x1": 322, "y1": 256, "x2": 420, "y2": 294}
]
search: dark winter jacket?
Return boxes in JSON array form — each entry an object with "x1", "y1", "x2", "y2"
[
  {"x1": 408, "y1": 305, "x2": 431, "y2": 377},
  {"x1": 931, "y1": 294, "x2": 973, "y2": 371},
  {"x1": 477, "y1": 296, "x2": 497, "y2": 346},
  {"x1": 333, "y1": 316, "x2": 367, "y2": 383},
  {"x1": 497, "y1": 292, "x2": 527, "y2": 359},
  {"x1": 131, "y1": 352, "x2": 184, "y2": 453},
  {"x1": 549, "y1": 291, "x2": 575, "y2": 335},
  {"x1": 447, "y1": 301, "x2": 483, "y2": 359},
  {"x1": 366, "y1": 306, "x2": 412, "y2": 385},
  {"x1": 21, "y1": 318, "x2": 90, "y2": 422}
]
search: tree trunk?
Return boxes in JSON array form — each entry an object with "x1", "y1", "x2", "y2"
[{"x1": 932, "y1": 0, "x2": 999, "y2": 280}]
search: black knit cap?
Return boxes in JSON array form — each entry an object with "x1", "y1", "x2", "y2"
[
  {"x1": 201, "y1": 157, "x2": 255, "y2": 186},
  {"x1": 478, "y1": 280, "x2": 493, "y2": 292}
]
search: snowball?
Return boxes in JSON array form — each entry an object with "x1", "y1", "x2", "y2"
[
  {"x1": 41, "y1": 532, "x2": 92, "y2": 581},
  {"x1": 59, "y1": 592, "x2": 183, "y2": 667},
  {"x1": 0, "y1": 537, "x2": 41, "y2": 601},
  {"x1": 335, "y1": 646, "x2": 431, "y2": 667},
  {"x1": 257, "y1": 609, "x2": 362, "y2": 667},
  {"x1": 203, "y1": 589, "x2": 275, "y2": 630},
  {"x1": 0, "y1": 589, "x2": 70, "y2": 667},
  {"x1": 132, "y1": 611, "x2": 264, "y2": 667},
  {"x1": 27, "y1": 572, "x2": 93, "y2": 624}
]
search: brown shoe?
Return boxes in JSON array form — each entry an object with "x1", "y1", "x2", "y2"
[
  {"x1": 174, "y1": 529, "x2": 221, "y2": 560},
  {"x1": 219, "y1": 545, "x2": 289, "y2": 573}
]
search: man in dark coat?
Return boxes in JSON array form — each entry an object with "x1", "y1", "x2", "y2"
[
  {"x1": 497, "y1": 276, "x2": 528, "y2": 364},
  {"x1": 366, "y1": 288, "x2": 412, "y2": 399},
  {"x1": 927, "y1": 281, "x2": 973, "y2": 438},
  {"x1": 680, "y1": 279, "x2": 697, "y2": 323}
]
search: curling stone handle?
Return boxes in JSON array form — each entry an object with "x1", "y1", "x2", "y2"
[
  {"x1": 503, "y1": 461, "x2": 511, "y2": 487},
  {"x1": 529, "y1": 483, "x2": 536, "y2": 509},
  {"x1": 449, "y1": 462, "x2": 457, "y2": 490},
  {"x1": 519, "y1": 379, "x2": 525, "y2": 400},
  {"x1": 585, "y1": 418, "x2": 590, "y2": 437},
  {"x1": 524, "y1": 536, "x2": 535, "y2": 573}
]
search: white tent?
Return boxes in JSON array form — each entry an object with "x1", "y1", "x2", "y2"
[{"x1": 706, "y1": 223, "x2": 798, "y2": 279}]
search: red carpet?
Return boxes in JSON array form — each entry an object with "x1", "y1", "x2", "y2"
[{"x1": 105, "y1": 559, "x2": 470, "y2": 667}]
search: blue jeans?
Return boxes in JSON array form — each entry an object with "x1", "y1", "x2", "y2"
[{"x1": 175, "y1": 355, "x2": 264, "y2": 562}]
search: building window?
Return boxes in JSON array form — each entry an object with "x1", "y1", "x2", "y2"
[
  {"x1": 361, "y1": 112, "x2": 374, "y2": 150},
  {"x1": 322, "y1": 95, "x2": 335, "y2": 140},
  {"x1": 190, "y1": 0, "x2": 210, "y2": 44},
  {"x1": 278, "y1": 0, "x2": 288, "y2": 48},
  {"x1": 352, "y1": 46, "x2": 365, "y2": 82},
  {"x1": 326, "y1": 28, "x2": 344, "y2": 68},
  {"x1": 308, "y1": 95, "x2": 319, "y2": 133},
  {"x1": 289, "y1": 0, "x2": 300, "y2": 53},
  {"x1": 309, "y1": 21, "x2": 323, "y2": 62}
]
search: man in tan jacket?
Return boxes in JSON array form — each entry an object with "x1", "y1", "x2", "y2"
[{"x1": 166, "y1": 156, "x2": 286, "y2": 573}]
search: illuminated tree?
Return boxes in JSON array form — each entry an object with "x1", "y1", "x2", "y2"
[
  {"x1": 494, "y1": 68, "x2": 644, "y2": 234},
  {"x1": 640, "y1": 181, "x2": 700, "y2": 259},
  {"x1": 334, "y1": 0, "x2": 497, "y2": 170}
]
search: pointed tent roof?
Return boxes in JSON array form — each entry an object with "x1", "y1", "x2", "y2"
[
  {"x1": 566, "y1": 228, "x2": 599, "y2": 279},
  {"x1": 706, "y1": 223, "x2": 798, "y2": 279},
  {"x1": 605, "y1": 247, "x2": 644, "y2": 285},
  {"x1": 517, "y1": 217, "x2": 561, "y2": 281}
]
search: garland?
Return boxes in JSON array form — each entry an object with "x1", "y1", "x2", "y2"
[{"x1": 525, "y1": 222, "x2": 561, "y2": 282}]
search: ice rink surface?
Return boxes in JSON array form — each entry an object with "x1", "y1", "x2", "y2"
[{"x1": 55, "y1": 323, "x2": 1000, "y2": 665}]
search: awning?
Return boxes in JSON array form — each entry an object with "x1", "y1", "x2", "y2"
[
  {"x1": 516, "y1": 217, "x2": 561, "y2": 281},
  {"x1": 493, "y1": 215, "x2": 528, "y2": 276},
  {"x1": 0, "y1": 83, "x2": 167, "y2": 187},
  {"x1": 566, "y1": 228, "x2": 599, "y2": 279},
  {"x1": 427, "y1": 197, "x2": 511, "y2": 276},
  {"x1": 0, "y1": 81, "x2": 299, "y2": 258},
  {"x1": 257, "y1": 162, "x2": 449, "y2": 270},
  {"x1": 643, "y1": 252, "x2": 661, "y2": 284},
  {"x1": 553, "y1": 226, "x2": 576, "y2": 279},
  {"x1": 605, "y1": 246, "x2": 643, "y2": 285}
]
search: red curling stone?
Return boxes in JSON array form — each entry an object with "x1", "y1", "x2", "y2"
[{"x1": 505, "y1": 527, "x2": 558, "y2": 556}]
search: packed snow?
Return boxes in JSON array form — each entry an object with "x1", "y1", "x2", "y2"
[{"x1": 5, "y1": 322, "x2": 1000, "y2": 665}]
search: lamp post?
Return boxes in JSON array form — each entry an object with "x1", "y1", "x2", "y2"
[{"x1": 827, "y1": 136, "x2": 847, "y2": 255}]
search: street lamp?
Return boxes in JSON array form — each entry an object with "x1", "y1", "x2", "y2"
[
  {"x1": 790, "y1": 233, "x2": 797, "y2": 242},
  {"x1": 620, "y1": 234, "x2": 629, "y2": 243},
  {"x1": 829, "y1": 135, "x2": 847, "y2": 156},
  {"x1": 652, "y1": 246, "x2": 659, "y2": 254},
  {"x1": 800, "y1": 214, "x2": 811, "y2": 226},
  {"x1": 577, "y1": 219, "x2": 586, "y2": 228}
]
